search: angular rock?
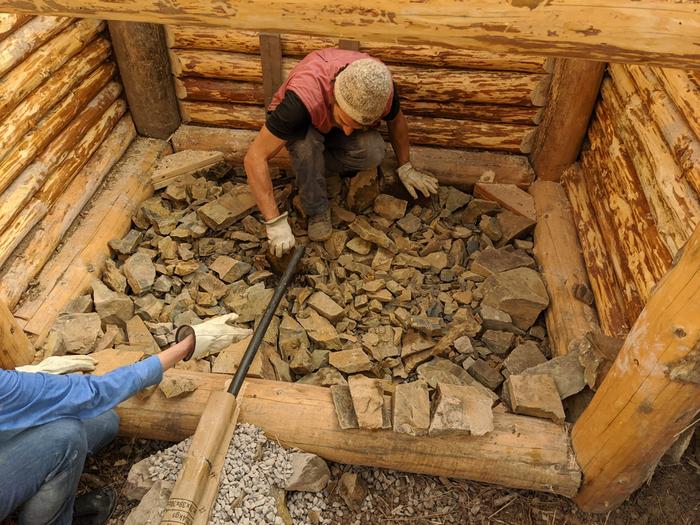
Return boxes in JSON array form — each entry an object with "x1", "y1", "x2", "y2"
[
  {"x1": 507, "y1": 373, "x2": 565, "y2": 423},
  {"x1": 225, "y1": 283, "x2": 274, "y2": 323},
  {"x1": 124, "y1": 480, "x2": 173, "y2": 525},
  {"x1": 479, "y1": 304, "x2": 519, "y2": 332},
  {"x1": 123, "y1": 252, "x2": 156, "y2": 295},
  {"x1": 307, "y1": 291, "x2": 344, "y2": 322},
  {"x1": 496, "y1": 210, "x2": 535, "y2": 247},
  {"x1": 61, "y1": 294, "x2": 93, "y2": 315},
  {"x1": 103, "y1": 259, "x2": 127, "y2": 294},
  {"x1": 409, "y1": 316, "x2": 443, "y2": 337},
  {"x1": 362, "y1": 325, "x2": 401, "y2": 361},
  {"x1": 197, "y1": 184, "x2": 256, "y2": 230},
  {"x1": 461, "y1": 198, "x2": 501, "y2": 225},
  {"x1": 108, "y1": 229, "x2": 143, "y2": 255},
  {"x1": 173, "y1": 259, "x2": 199, "y2": 276},
  {"x1": 348, "y1": 375, "x2": 385, "y2": 429},
  {"x1": 278, "y1": 314, "x2": 313, "y2": 373},
  {"x1": 346, "y1": 236, "x2": 373, "y2": 255},
  {"x1": 424, "y1": 251, "x2": 449, "y2": 272},
  {"x1": 134, "y1": 294, "x2": 164, "y2": 322},
  {"x1": 440, "y1": 186, "x2": 471, "y2": 213},
  {"x1": 429, "y1": 383, "x2": 494, "y2": 436},
  {"x1": 157, "y1": 236, "x2": 178, "y2": 260},
  {"x1": 523, "y1": 351, "x2": 586, "y2": 399},
  {"x1": 480, "y1": 267, "x2": 549, "y2": 330},
  {"x1": 298, "y1": 310, "x2": 341, "y2": 350},
  {"x1": 212, "y1": 336, "x2": 267, "y2": 377},
  {"x1": 330, "y1": 384, "x2": 359, "y2": 429},
  {"x1": 159, "y1": 375, "x2": 197, "y2": 398},
  {"x1": 373, "y1": 194, "x2": 407, "y2": 221},
  {"x1": 346, "y1": 168, "x2": 379, "y2": 212},
  {"x1": 471, "y1": 247, "x2": 536, "y2": 278},
  {"x1": 338, "y1": 472, "x2": 367, "y2": 512},
  {"x1": 297, "y1": 366, "x2": 347, "y2": 387},
  {"x1": 481, "y1": 330, "x2": 514, "y2": 356},
  {"x1": 349, "y1": 216, "x2": 397, "y2": 253},
  {"x1": 479, "y1": 215, "x2": 502, "y2": 241},
  {"x1": 92, "y1": 280, "x2": 134, "y2": 326},
  {"x1": 284, "y1": 452, "x2": 330, "y2": 492},
  {"x1": 468, "y1": 359, "x2": 505, "y2": 390},
  {"x1": 392, "y1": 380, "x2": 430, "y2": 436},
  {"x1": 329, "y1": 347, "x2": 372, "y2": 373},
  {"x1": 504, "y1": 341, "x2": 547, "y2": 376},
  {"x1": 124, "y1": 457, "x2": 154, "y2": 500},
  {"x1": 126, "y1": 315, "x2": 160, "y2": 354},
  {"x1": 51, "y1": 313, "x2": 103, "y2": 355},
  {"x1": 209, "y1": 255, "x2": 252, "y2": 283},
  {"x1": 323, "y1": 230, "x2": 348, "y2": 259},
  {"x1": 396, "y1": 213, "x2": 421, "y2": 234},
  {"x1": 260, "y1": 344, "x2": 292, "y2": 382}
]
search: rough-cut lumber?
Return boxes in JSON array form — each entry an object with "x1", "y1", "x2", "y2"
[
  {"x1": 179, "y1": 100, "x2": 535, "y2": 152},
  {"x1": 0, "y1": 116, "x2": 136, "y2": 309},
  {"x1": 107, "y1": 22, "x2": 180, "y2": 139},
  {"x1": 0, "y1": 16, "x2": 73, "y2": 78},
  {"x1": 165, "y1": 26, "x2": 548, "y2": 73},
  {"x1": 109, "y1": 367, "x2": 580, "y2": 497},
  {"x1": 0, "y1": 299, "x2": 33, "y2": 369},
  {"x1": 605, "y1": 76, "x2": 699, "y2": 254},
  {"x1": 529, "y1": 59, "x2": 605, "y2": 181},
  {"x1": 0, "y1": 13, "x2": 32, "y2": 40},
  {"x1": 0, "y1": 80, "x2": 121, "y2": 235},
  {"x1": 0, "y1": 98, "x2": 127, "y2": 268},
  {"x1": 14, "y1": 138, "x2": 170, "y2": 343},
  {"x1": 0, "y1": 60, "x2": 115, "y2": 196},
  {"x1": 653, "y1": 67, "x2": 700, "y2": 145},
  {"x1": 152, "y1": 149, "x2": 224, "y2": 190},
  {"x1": 573, "y1": 224, "x2": 700, "y2": 512},
  {"x1": 623, "y1": 65, "x2": 700, "y2": 197},
  {"x1": 585, "y1": 96, "x2": 673, "y2": 301},
  {"x1": 0, "y1": 18, "x2": 104, "y2": 120},
  {"x1": 169, "y1": 49, "x2": 546, "y2": 106},
  {"x1": 6, "y1": 1, "x2": 700, "y2": 68},
  {"x1": 259, "y1": 32, "x2": 282, "y2": 107},
  {"x1": 474, "y1": 183, "x2": 536, "y2": 221},
  {"x1": 0, "y1": 38, "x2": 112, "y2": 165},
  {"x1": 530, "y1": 181, "x2": 600, "y2": 357},
  {"x1": 561, "y1": 164, "x2": 631, "y2": 337},
  {"x1": 171, "y1": 125, "x2": 536, "y2": 189}
]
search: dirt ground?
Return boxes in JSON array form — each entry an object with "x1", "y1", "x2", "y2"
[{"x1": 81, "y1": 431, "x2": 699, "y2": 525}]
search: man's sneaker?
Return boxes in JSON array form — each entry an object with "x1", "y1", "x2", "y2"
[{"x1": 308, "y1": 208, "x2": 332, "y2": 242}]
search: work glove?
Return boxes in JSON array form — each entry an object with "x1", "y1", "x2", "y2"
[
  {"x1": 16, "y1": 355, "x2": 96, "y2": 374},
  {"x1": 397, "y1": 162, "x2": 439, "y2": 199},
  {"x1": 176, "y1": 313, "x2": 252, "y2": 360},
  {"x1": 264, "y1": 212, "x2": 295, "y2": 257}
]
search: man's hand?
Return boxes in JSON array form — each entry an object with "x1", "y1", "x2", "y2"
[
  {"x1": 397, "y1": 162, "x2": 439, "y2": 199},
  {"x1": 264, "y1": 212, "x2": 296, "y2": 257},
  {"x1": 17, "y1": 355, "x2": 96, "y2": 375},
  {"x1": 176, "y1": 313, "x2": 252, "y2": 360}
]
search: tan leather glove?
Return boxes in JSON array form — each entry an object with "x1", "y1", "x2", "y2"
[
  {"x1": 264, "y1": 212, "x2": 295, "y2": 258},
  {"x1": 17, "y1": 355, "x2": 96, "y2": 374},
  {"x1": 176, "y1": 313, "x2": 252, "y2": 359},
  {"x1": 397, "y1": 162, "x2": 439, "y2": 199}
]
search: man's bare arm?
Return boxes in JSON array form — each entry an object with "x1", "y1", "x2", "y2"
[
  {"x1": 243, "y1": 125, "x2": 287, "y2": 221},
  {"x1": 386, "y1": 109, "x2": 410, "y2": 167}
]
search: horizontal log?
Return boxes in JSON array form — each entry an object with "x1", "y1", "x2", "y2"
[
  {"x1": 5, "y1": 1, "x2": 700, "y2": 68},
  {"x1": 169, "y1": 49, "x2": 546, "y2": 106},
  {"x1": 165, "y1": 26, "x2": 548, "y2": 73},
  {"x1": 561, "y1": 164, "x2": 631, "y2": 337},
  {"x1": 0, "y1": 16, "x2": 73, "y2": 78},
  {"x1": 14, "y1": 138, "x2": 171, "y2": 343},
  {"x1": 0, "y1": 18, "x2": 104, "y2": 120},
  {"x1": 0, "y1": 116, "x2": 136, "y2": 309},
  {"x1": 0, "y1": 38, "x2": 112, "y2": 165},
  {"x1": 112, "y1": 367, "x2": 581, "y2": 497},
  {"x1": 171, "y1": 125, "x2": 535, "y2": 189},
  {"x1": 0, "y1": 13, "x2": 32, "y2": 40},
  {"x1": 653, "y1": 67, "x2": 700, "y2": 145},
  {"x1": 0, "y1": 98, "x2": 127, "y2": 268},
  {"x1": 175, "y1": 76, "x2": 539, "y2": 125},
  {"x1": 179, "y1": 100, "x2": 535, "y2": 152}
]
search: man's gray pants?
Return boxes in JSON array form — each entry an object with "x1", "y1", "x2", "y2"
[{"x1": 287, "y1": 127, "x2": 386, "y2": 217}]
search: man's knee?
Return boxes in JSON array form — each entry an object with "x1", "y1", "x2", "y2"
[
  {"x1": 51, "y1": 419, "x2": 88, "y2": 465},
  {"x1": 288, "y1": 128, "x2": 324, "y2": 162},
  {"x1": 352, "y1": 131, "x2": 386, "y2": 169}
]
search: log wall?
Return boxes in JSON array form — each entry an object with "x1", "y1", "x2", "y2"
[
  {"x1": 563, "y1": 64, "x2": 700, "y2": 337},
  {"x1": 164, "y1": 26, "x2": 550, "y2": 156},
  {"x1": 0, "y1": 14, "x2": 137, "y2": 315}
]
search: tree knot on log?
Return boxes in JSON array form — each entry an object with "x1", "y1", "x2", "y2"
[{"x1": 667, "y1": 342, "x2": 700, "y2": 385}]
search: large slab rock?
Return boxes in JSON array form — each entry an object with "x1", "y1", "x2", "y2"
[
  {"x1": 507, "y1": 373, "x2": 565, "y2": 423},
  {"x1": 349, "y1": 216, "x2": 397, "y2": 253},
  {"x1": 51, "y1": 313, "x2": 104, "y2": 355},
  {"x1": 348, "y1": 375, "x2": 385, "y2": 429},
  {"x1": 197, "y1": 184, "x2": 255, "y2": 230},
  {"x1": 329, "y1": 347, "x2": 372, "y2": 373},
  {"x1": 278, "y1": 314, "x2": 313, "y2": 374},
  {"x1": 504, "y1": 341, "x2": 547, "y2": 376},
  {"x1": 392, "y1": 380, "x2": 431, "y2": 436},
  {"x1": 123, "y1": 252, "x2": 156, "y2": 295},
  {"x1": 210, "y1": 255, "x2": 252, "y2": 283},
  {"x1": 330, "y1": 385, "x2": 359, "y2": 429},
  {"x1": 373, "y1": 194, "x2": 407, "y2": 221},
  {"x1": 284, "y1": 452, "x2": 330, "y2": 492},
  {"x1": 307, "y1": 291, "x2": 344, "y2": 322},
  {"x1": 362, "y1": 325, "x2": 401, "y2": 361},
  {"x1": 417, "y1": 357, "x2": 499, "y2": 405},
  {"x1": 429, "y1": 383, "x2": 494, "y2": 436},
  {"x1": 480, "y1": 267, "x2": 549, "y2": 330},
  {"x1": 92, "y1": 280, "x2": 134, "y2": 326},
  {"x1": 126, "y1": 315, "x2": 160, "y2": 354},
  {"x1": 124, "y1": 480, "x2": 173, "y2": 525},
  {"x1": 522, "y1": 351, "x2": 586, "y2": 399},
  {"x1": 297, "y1": 310, "x2": 341, "y2": 350},
  {"x1": 224, "y1": 283, "x2": 274, "y2": 323},
  {"x1": 467, "y1": 358, "x2": 505, "y2": 390},
  {"x1": 471, "y1": 246, "x2": 536, "y2": 278}
]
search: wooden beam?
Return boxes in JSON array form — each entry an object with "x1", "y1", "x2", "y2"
[
  {"x1": 110, "y1": 366, "x2": 581, "y2": 497},
  {"x1": 4, "y1": 1, "x2": 700, "y2": 68},
  {"x1": 107, "y1": 21, "x2": 180, "y2": 139},
  {"x1": 0, "y1": 298, "x2": 34, "y2": 369},
  {"x1": 653, "y1": 67, "x2": 700, "y2": 145},
  {"x1": 474, "y1": 183, "x2": 536, "y2": 221},
  {"x1": 572, "y1": 224, "x2": 700, "y2": 512},
  {"x1": 170, "y1": 125, "x2": 536, "y2": 189},
  {"x1": 529, "y1": 59, "x2": 605, "y2": 181},
  {"x1": 258, "y1": 33, "x2": 282, "y2": 107}
]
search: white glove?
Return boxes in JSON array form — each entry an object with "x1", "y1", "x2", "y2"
[
  {"x1": 16, "y1": 355, "x2": 96, "y2": 374},
  {"x1": 397, "y1": 162, "x2": 439, "y2": 199},
  {"x1": 176, "y1": 313, "x2": 252, "y2": 359},
  {"x1": 264, "y1": 212, "x2": 295, "y2": 258}
]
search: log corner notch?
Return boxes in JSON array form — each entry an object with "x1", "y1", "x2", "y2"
[
  {"x1": 572, "y1": 225, "x2": 700, "y2": 512},
  {"x1": 529, "y1": 59, "x2": 606, "y2": 181},
  {"x1": 0, "y1": 299, "x2": 34, "y2": 369},
  {"x1": 107, "y1": 22, "x2": 180, "y2": 139}
]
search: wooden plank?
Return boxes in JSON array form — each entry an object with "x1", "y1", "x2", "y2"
[
  {"x1": 5, "y1": 1, "x2": 700, "y2": 68},
  {"x1": 152, "y1": 149, "x2": 224, "y2": 189},
  {"x1": 107, "y1": 21, "x2": 180, "y2": 139},
  {"x1": 0, "y1": 298, "x2": 34, "y2": 369},
  {"x1": 572, "y1": 224, "x2": 700, "y2": 512},
  {"x1": 529, "y1": 181, "x2": 600, "y2": 357},
  {"x1": 473, "y1": 183, "x2": 536, "y2": 221},
  {"x1": 529, "y1": 59, "x2": 606, "y2": 181},
  {"x1": 258, "y1": 33, "x2": 282, "y2": 107},
  {"x1": 171, "y1": 125, "x2": 536, "y2": 189}
]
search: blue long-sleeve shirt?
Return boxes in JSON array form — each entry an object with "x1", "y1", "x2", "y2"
[{"x1": 0, "y1": 356, "x2": 163, "y2": 443}]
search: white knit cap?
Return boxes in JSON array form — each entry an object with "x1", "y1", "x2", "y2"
[{"x1": 334, "y1": 58, "x2": 392, "y2": 125}]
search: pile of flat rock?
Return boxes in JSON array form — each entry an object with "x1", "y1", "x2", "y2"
[{"x1": 43, "y1": 161, "x2": 594, "y2": 426}]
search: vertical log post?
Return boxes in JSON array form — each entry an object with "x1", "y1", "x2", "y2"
[
  {"x1": 259, "y1": 33, "x2": 282, "y2": 108},
  {"x1": 339, "y1": 39, "x2": 360, "y2": 51},
  {"x1": 0, "y1": 299, "x2": 34, "y2": 369},
  {"x1": 572, "y1": 225, "x2": 700, "y2": 512},
  {"x1": 107, "y1": 21, "x2": 179, "y2": 139},
  {"x1": 529, "y1": 59, "x2": 605, "y2": 181}
]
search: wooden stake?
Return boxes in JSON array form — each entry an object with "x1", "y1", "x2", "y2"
[
  {"x1": 0, "y1": 299, "x2": 34, "y2": 369},
  {"x1": 572, "y1": 225, "x2": 700, "y2": 512},
  {"x1": 258, "y1": 33, "x2": 282, "y2": 107}
]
